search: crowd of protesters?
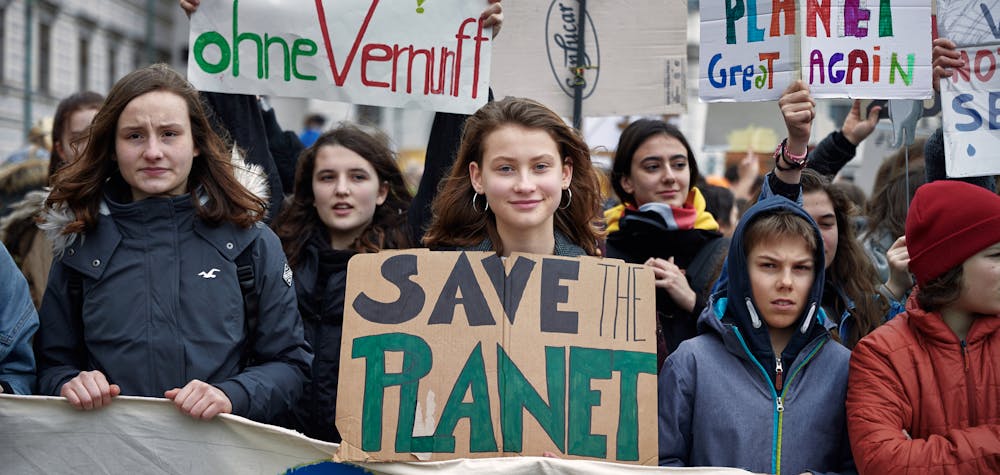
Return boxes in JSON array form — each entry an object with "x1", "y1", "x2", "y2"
[{"x1": 0, "y1": 1, "x2": 997, "y2": 473}]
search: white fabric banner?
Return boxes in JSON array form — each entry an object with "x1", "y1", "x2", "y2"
[
  {"x1": 187, "y1": 0, "x2": 492, "y2": 114},
  {"x1": 0, "y1": 395, "x2": 753, "y2": 474}
]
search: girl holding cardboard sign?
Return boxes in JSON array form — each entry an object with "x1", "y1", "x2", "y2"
[{"x1": 423, "y1": 97, "x2": 604, "y2": 257}]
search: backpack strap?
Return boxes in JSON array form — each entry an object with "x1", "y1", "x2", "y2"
[{"x1": 235, "y1": 245, "x2": 260, "y2": 367}]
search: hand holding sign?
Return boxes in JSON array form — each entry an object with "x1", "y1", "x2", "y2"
[
  {"x1": 479, "y1": 0, "x2": 503, "y2": 39},
  {"x1": 932, "y1": 38, "x2": 963, "y2": 92},
  {"x1": 180, "y1": 0, "x2": 198, "y2": 17}
]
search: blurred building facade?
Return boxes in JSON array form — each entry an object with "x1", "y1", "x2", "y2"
[{"x1": 0, "y1": 0, "x2": 187, "y2": 159}]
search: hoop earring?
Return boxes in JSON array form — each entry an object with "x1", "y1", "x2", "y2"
[
  {"x1": 559, "y1": 188, "x2": 573, "y2": 210},
  {"x1": 472, "y1": 192, "x2": 489, "y2": 213}
]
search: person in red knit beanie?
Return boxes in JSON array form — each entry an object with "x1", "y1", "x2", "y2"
[{"x1": 846, "y1": 180, "x2": 1000, "y2": 474}]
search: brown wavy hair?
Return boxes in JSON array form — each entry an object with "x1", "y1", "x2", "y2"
[
  {"x1": 49, "y1": 91, "x2": 104, "y2": 179},
  {"x1": 46, "y1": 64, "x2": 264, "y2": 234},
  {"x1": 272, "y1": 124, "x2": 413, "y2": 268},
  {"x1": 422, "y1": 97, "x2": 603, "y2": 255},
  {"x1": 915, "y1": 265, "x2": 964, "y2": 312},
  {"x1": 800, "y1": 169, "x2": 887, "y2": 348},
  {"x1": 865, "y1": 164, "x2": 925, "y2": 240}
]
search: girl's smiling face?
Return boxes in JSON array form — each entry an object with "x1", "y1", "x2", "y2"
[{"x1": 469, "y1": 124, "x2": 572, "y2": 238}]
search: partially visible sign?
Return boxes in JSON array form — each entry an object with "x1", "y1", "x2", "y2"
[
  {"x1": 699, "y1": 0, "x2": 798, "y2": 101},
  {"x1": 187, "y1": 0, "x2": 492, "y2": 114},
  {"x1": 938, "y1": 1, "x2": 1000, "y2": 177},
  {"x1": 700, "y1": 0, "x2": 933, "y2": 102},
  {"x1": 335, "y1": 251, "x2": 658, "y2": 464},
  {"x1": 491, "y1": 0, "x2": 687, "y2": 117}
]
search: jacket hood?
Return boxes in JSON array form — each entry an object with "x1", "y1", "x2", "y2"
[
  {"x1": 0, "y1": 188, "x2": 48, "y2": 244},
  {"x1": 701, "y1": 195, "x2": 829, "y2": 369},
  {"x1": 41, "y1": 148, "x2": 269, "y2": 256}
]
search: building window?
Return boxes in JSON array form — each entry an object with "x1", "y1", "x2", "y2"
[
  {"x1": 38, "y1": 21, "x2": 51, "y2": 94},
  {"x1": 107, "y1": 43, "x2": 116, "y2": 85},
  {"x1": 0, "y1": 6, "x2": 6, "y2": 84},
  {"x1": 78, "y1": 37, "x2": 90, "y2": 91},
  {"x1": 133, "y1": 46, "x2": 142, "y2": 71}
]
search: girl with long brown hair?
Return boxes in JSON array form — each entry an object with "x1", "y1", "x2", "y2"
[
  {"x1": 800, "y1": 169, "x2": 899, "y2": 349},
  {"x1": 423, "y1": 97, "x2": 603, "y2": 256},
  {"x1": 34, "y1": 64, "x2": 311, "y2": 423},
  {"x1": 270, "y1": 124, "x2": 414, "y2": 442}
]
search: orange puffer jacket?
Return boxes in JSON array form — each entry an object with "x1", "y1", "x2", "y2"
[{"x1": 846, "y1": 295, "x2": 1000, "y2": 474}]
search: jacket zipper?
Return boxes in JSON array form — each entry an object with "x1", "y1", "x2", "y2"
[
  {"x1": 775, "y1": 357, "x2": 784, "y2": 392},
  {"x1": 732, "y1": 329, "x2": 781, "y2": 474},
  {"x1": 961, "y1": 340, "x2": 978, "y2": 424},
  {"x1": 775, "y1": 340, "x2": 827, "y2": 475},
  {"x1": 733, "y1": 326, "x2": 828, "y2": 475}
]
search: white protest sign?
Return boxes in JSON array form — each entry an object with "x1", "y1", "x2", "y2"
[
  {"x1": 801, "y1": 0, "x2": 932, "y2": 99},
  {"x1": 938, "y1": 0, "x2": 1000, "y2": 178},
  {"x1": 699, "y1": 0, "x2": 798, "y2": 101},
  {"x1": 187, "y1": 0, "x2": 492, "y2": 114},
  {"x1": 491, "y1": 0, "x2": 687, "y2": 118},
  {"x1": 699, "y1": 0, "x2": 933, "y2": 102}
]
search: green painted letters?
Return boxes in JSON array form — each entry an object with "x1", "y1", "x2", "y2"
[
  {"x1": 498, "y1": 345, "x2": 566, "y2": 453},
  {"x1": 612, "y1": 350, "x2": 657, "y2": 460},
  {"x1": 568, "y1": 347, "x2": 610, "y2": 458},
  {"x1": 352, "y1": 333, "x2": 432, "y2": 452}
]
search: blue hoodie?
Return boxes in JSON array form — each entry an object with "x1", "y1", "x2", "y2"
[{"x1": 658, "y1": 196, "x2": 855, "y2": 475}]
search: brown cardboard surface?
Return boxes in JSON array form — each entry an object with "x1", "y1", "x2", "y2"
[{"x1": 335, "y1": 251, "x2": 657, "y2": 464}]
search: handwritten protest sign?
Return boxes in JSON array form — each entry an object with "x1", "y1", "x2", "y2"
[
  {"x1": 491, "y1": 0, "x2": 688, "y2": 117},
  {"x1": 187, "y1": 0, "x2": 492, "y2": 114},
  {"x1": 335, "y1": 251, "x2": 658, "y2": 464},
  {"x1": 700, "y1": 0, "x2": 932, "y2": 102},
  {"x1": 938, "y1": 0, "x2": 1000, "y2": 178}
]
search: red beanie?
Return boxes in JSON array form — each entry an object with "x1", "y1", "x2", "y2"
[{"x1": 906, "y1": 180, "x2": 1000, "y2": 286}]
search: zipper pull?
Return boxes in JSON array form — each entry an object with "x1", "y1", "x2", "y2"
[
  {"x1": 961, "y1": 340, "x2": 969, "y2": 372},
  {"x1": 776, "y1": 396, "x2": 784, "y2": 413},
  {"x1": 775, "y1": 357, "x2": 784, "y2": 391}
]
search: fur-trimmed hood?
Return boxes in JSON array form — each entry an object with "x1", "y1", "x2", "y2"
[{"x1": 41, "y1": 149, "x2": 269, "y2": 256}]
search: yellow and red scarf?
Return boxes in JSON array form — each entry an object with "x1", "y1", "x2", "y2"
[{"x1": 604, "y1": 187, "x2": 719, "y2": 234}]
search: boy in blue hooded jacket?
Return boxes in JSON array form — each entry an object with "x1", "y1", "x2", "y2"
[{"x1": 658, "y1": 194, "x2": 856, "y2": 475}]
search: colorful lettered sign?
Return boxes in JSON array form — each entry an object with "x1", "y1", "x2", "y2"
[
  {"x1": 700, "y1": 0, "x2": 799, "y2": 101},
  {"x1": 187, "y1": 0, "x2": 492, "y2": 114},
  {"x1": 335, "y1": 251, "x2": 658, "y2": 464},
  {"x1": 700, "y1": 0, "x2": 933, "y2": 102},
  {"x1": 938, "y1": 0, "x2": 1000, "y2": 177}
]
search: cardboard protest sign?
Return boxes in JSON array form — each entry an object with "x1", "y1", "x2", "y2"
[
  {"x1": 937, "y1": 0, "x2": 1000, "y2": 178},
  {"x1": 187, "y1": 0, "x2": 492, "y2": 114},
  {"x1": 700, "y1": 0, "x2": 933, "y2": 102},
  {"x1": 335, "y1": 251, "x2": 658, "y2": 465},
  {"x1": 491, "y1": 0, "x2": 687, "y2": 117}
]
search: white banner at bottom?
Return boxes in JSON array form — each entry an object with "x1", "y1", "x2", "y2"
[{"x1": 0, "y1": 395, "x2": 750, "y2": 475}]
